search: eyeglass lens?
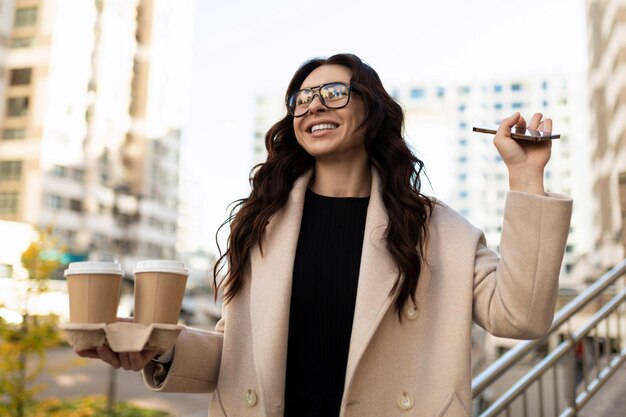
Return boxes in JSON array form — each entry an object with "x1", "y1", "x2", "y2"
[{"x1": 288, "y1": 82, "x2": 350, "y2": 117}]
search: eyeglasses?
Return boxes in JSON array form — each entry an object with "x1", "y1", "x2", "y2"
[{"x1": 287, "y1": 82, "x2": 352, "y2": 117}]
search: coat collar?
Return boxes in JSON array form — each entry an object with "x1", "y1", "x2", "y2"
[{"x1": 248, "y1": 167, "x2": 429, "y2": 414}]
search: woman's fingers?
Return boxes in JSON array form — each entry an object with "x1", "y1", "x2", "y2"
[
  {"x1": 96, "y1": 346, "x2": 122, "y2": 369},
  {"x1": 541, "y1": 118, "x2": 553, "y2": 132},
  {"x1": 128, "y1": 350, "x2": 159, "y2": 371},
  {"x1": 75, "y1": 349, "x2": 100, "y2": 359},
  {"x1": 528, "y1": 112, "x2": 543, "y2": 130},
  {"x1": 119, "y1": 352, "x2": 131, "y2": 370}
]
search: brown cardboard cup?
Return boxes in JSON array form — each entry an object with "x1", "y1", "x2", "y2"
[
  {"x1": 133, "y1": 260, "x2": 189, "y2": 324},
  {"x1": 64, "y1": 261, "x2": 124, "y2": 324}
]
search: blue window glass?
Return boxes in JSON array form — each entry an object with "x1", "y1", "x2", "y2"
[
  {"x1": 494, "y1": 84, "x2": 502, "y2": 93},
  {"x1": 494, "y1": 103, "x2": 503, "y2": 110},
  {"x1": 459, "y1": 138, "x2": 467, "y2": 146},
  {"x1": 437, "y1": 87, "x2": 445, "y2": 98},
  {"x1": 511, "y1": 83, "x2": 522, "y2": 91},
  {"x1": 512, "y1": 102, "x2": 523, "y2": 109},
  {"x1": 458, "y1": 104, "x2": 466, "y2": 112},
  {"x1": 458, "y1": 86, "x2": 470, "y2": 94},
  {"x1": 542, "y1": 80, "x2": 548, "y2": 90},
  {"x1": 410, "y1": 88, "x2": 425, "y2": 99},
  {"x1": 459, "y1": 156, "x2": 468, "y2": 163}
]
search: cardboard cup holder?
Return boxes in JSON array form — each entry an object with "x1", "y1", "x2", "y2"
[{"x1": 60, "y1": 322, "x2": 183, "y2": 352}]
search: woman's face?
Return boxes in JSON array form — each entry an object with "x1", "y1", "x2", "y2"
[{"x1": 292, "y1": 64, "x2": 367, "y2": 164}]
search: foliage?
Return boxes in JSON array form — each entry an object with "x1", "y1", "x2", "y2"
[
  {"x1": 0, "y1": 395, "x2": 172, "y2": 417},
  {"x1": 0, "y1": 314, "x2": 61, "y2": 415},
  {"x1": 0, "y1": 226, "x2": 62, "y2": 416},
  {"x1": 20, "y1": 225, "x2": 61, "y2": 290}
]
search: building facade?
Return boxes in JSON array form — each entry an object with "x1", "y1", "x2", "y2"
[
  {"x1": 587, "y1": 0, "x2": 626, "y2": 271},
  {"x1": 0, "y1": 0, "x2": 194, "y2": 273}
]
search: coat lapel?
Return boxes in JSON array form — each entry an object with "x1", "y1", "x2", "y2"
[
  {"x1": 342, "y1": 169, "x2": 399, "y2": 395},
  {"x1": 249, "y1": 170, "x2": 311, "y2": 415}
]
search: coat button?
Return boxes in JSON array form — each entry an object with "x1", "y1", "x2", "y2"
[
  {"x1": 396, "y1": 391, "x2": 414, "y2": 410},
  {"x1": 245, "y1": 389, "x2": 257, "y2": 407},
  {"x1": 405, "y1": 303, "x2": 418, "y2": 320}
]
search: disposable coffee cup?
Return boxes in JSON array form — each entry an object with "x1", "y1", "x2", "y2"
[
  {"x1": 64, "y1": 261, "x2": 124, "y2": 324},
  {"x1": 133, "y1": 260, "x2": 189, "y2": 325}
]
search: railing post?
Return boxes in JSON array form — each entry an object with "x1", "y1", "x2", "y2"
[{"x1": 565, "y1": 333, "x2": 578, "y2": 417}]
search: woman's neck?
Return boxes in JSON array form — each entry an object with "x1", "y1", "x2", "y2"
[{"x1": 309, "y1": 157, "x2": 371, "y2": 197}]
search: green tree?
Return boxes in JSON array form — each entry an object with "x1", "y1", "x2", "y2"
[{"x1": 0, "y1": 226, "x2": 62, "y2": 417}]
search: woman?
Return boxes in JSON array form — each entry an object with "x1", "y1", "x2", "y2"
[{"x1": 79, "y1": 53, "x2": 572, "y2": 417}]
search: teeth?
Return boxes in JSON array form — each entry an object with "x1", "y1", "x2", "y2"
[{"x1": 310, "y1": 123, "x2": 338, "y2": 133}]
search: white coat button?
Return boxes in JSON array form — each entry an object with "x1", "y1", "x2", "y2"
[
  {"x1": 405, "y1": 303, "x2": 418, "y2": 320},
  {"x1": 397, "y1": 391, "x2": 414, "y2": 410},
  {"x1": 245, "y1": 389, "x2": 257, "y2": 407}
]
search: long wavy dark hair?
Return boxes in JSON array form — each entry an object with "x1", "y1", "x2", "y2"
[{"x1": 214, "y1": 53, "x2": 434, "y2": 318}]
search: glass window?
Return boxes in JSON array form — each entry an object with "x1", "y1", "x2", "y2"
[
  {"x1": 15, "y1": 7, "x2": 37, "y2": 27},
  {"x1": 410, "y1": 88, "x2": 425, "y2": 99},
  {"x1": 10, "y1": 38, "x2": 34, "y2": 48},
  {"x1": 0, "y1": 161, "x2": 22, "y2": 180},
  {"x1": 459, "y1": 122, "x2": 467, "y2": 129},
  {"x1": 459, "y1": 156, "x2": 468, "y2": 163},
  {"x1": 458, "y1": 173, "x2": 467, "y2": 181},
  {"x1": 51, "y1": 165, "x2": 66, "y2": 177},
  {"x1": 7, "y1": 97, "x2": 29, "y2": 117},
  {"x1": 542, "y1": 80, "x2": 548, "y2": 90},
  {"x1": 511, "y1": 83, "x2": 522, "y2": 91},
  {"x1": 512, "y1": 102, "x2": 523, "y2": 109},
  {"x1": 45, "y1": 194, "x2": 62, "y2": 209},
  {"x1": 458, "y1": 86, "x2": 470, "y2": 94},
  {"x1": 459, "y1": 191, "x2": 468, "y2": 198},
  {"x1": 2, "y1": 129, "x2": 26, "y2": 140},
  {"x1": 458, "y1": 104, "x2": 466, "y2": 112},
  {"x1": 494, "y1": 103, "x2": 503, "y2": 110},
  {"x1": 459, "y1": 138, "x2": 467, "y2": 146},
  {"x1": 10, "y1": 68, "x2": 32, "y2": 85},
  {"x1": 71, "y1": 168, "x2": 84, "y2": 182},
  {"x1": 494, "y1": 84, "x2": 502, "y2": 93},
  {"x1": 0, "y1": 192, "x2": 18, "y2": 214},
  {"x1": 437, "y1": 87, "x2": 445, "y2": 98},
  {"x1": 69, "y1": 199, "x2": 83, "y2": 212}
]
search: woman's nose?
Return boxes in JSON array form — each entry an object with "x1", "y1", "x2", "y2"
[{"x1": 308, "y1": 94, "x2": 327, "y2": 114}]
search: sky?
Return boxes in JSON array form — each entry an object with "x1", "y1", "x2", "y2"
[{"x1": 181, "y1": 0, "x2": 589, "y2": 254}]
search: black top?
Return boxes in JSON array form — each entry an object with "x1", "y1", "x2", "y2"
[{"x1": 284, "y1": 188, "x2": 369, "y2": 417}]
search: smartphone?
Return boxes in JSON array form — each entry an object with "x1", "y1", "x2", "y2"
[{"x1": 472, "y1": 126, "x2": 560, "y2": 141}]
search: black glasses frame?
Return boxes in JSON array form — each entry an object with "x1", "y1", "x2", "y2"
[{"x1": 287, "y1": 82, "x2": 352, "y2": 117}]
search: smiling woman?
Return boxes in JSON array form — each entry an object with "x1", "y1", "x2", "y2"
[{"x1": 79, "y1": 53, "x2": 573, "y2": 417}]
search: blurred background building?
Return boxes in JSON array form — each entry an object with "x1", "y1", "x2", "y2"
[
  {"x1": 0, "y1": 0, "x2": 194, "y2": 276},
  {"x1": 587, "y1": 0, "x2": 626, "y2": 274}
]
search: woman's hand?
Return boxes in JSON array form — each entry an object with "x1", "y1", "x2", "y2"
[
  {"x1": 76, "y1": 345, "x2": 160, "y2": 371},
  {"x1": 74, "y1": 317, "x2": 160, "y2": 371},
  {"x1": 494, "y1": 112, "x2": 552, "y2": 195}
]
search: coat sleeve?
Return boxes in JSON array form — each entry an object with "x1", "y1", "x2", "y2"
[
  {"x1": 472, "y1": 191, "x2": 572, "y2": 339},
  {"x1": 142, "y1": 316, "x2": 224, "y2": 393}
]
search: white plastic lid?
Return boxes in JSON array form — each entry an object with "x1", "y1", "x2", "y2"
[
  {"x1": 133, "y1": 260, "x2": 189, "y2": 276},
  {"x1": 64, "y1": 261, "x2": 124, "y2": 276}
]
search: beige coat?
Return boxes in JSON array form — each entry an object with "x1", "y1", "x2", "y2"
[{"x1": 144, "y1": 169, "x2": 572, "y2": 417}]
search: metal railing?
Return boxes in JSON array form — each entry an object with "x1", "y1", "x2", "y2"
[{"x1": 471, "y1": 259, "x2": 626, "y2": 417}]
